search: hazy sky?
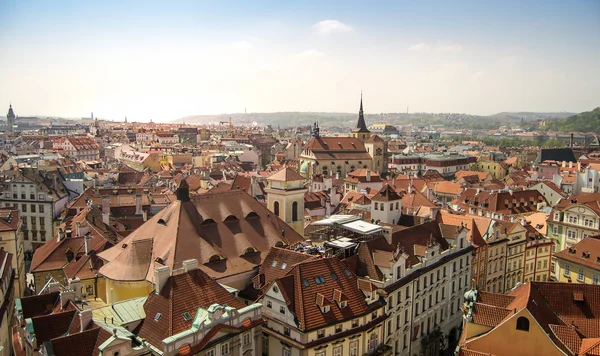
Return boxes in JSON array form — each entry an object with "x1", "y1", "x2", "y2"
[{"x1": 1, "y1": 0, "x2": 599, "y2": 122}]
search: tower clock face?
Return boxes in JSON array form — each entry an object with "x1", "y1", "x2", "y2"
[{"x1": 376, "y1": 148, "x2": 382, "y2": 156}]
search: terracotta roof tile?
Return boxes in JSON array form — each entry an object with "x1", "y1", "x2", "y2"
[{"x1": 138, "y1": 268, "x2": 245, "y2": 349}]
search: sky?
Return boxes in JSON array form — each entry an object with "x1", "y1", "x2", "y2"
[{"x1": 1, "y1": 0, "x2": 599, "y2": 122}]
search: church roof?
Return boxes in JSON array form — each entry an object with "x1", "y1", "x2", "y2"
[
  {"x1": 98, "y1": 187, "x2": 303, "y2": 283},
  {"x1": 7, "y1": 104, "x2": 15, "y2": 119}
]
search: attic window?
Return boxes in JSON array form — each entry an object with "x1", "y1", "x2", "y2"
[
  {"x1": 340, "y1": 301, "x2": 348, "y2": 308},
  {"x1": 569, "y1": 248, "x2": 576, "y2": 254},
  {"x1": 344, "y1": 269, "x2": 352, "y2": 277},
  {"x1": 157, "y1": 219, "x2": 167, "y2": 226},
  {"x1": 246, "y1": 212, "x2": 259, "y2": 219},
  {"x1": 271, "y1": 260, "x2": 278, "y2": 268},
  {"x1": 154, "y1": 313, "x2": 162, "y2": 321},
  {"x1": 208, "y1": 255, "x2": 222, "y2": 263},
  {"x1": 331, "y1": 273, "x2": 338, "y2": 281},
  {"x1": 182, "y1": 312, "x2": 192, "y2": 321},
  {"x1": 122, "y1": 243, "x2": 128, "y2": 248},
  {"x1": 201, "y1": 219, "x2": 216, "y2": 226},
  {"x1": 303, "y1": 279, "x2": 310, "y2": 287},
  {"x1": 582, "y1": 251, "x2": 591, "y2": 259},
  {"x1": 224, "y1": 215, "x2": 238, "y2": 222},
  {"x1": 281, "y1": 263, "x2": 287, "y2": 270}
]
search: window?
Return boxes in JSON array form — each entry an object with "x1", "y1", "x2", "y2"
[
  {"x1": 283, "y1": 349, "x2": 291, "y2": 356},
  {"x1": 267, "y1": 300, "x2": 272, "y2": 308},
  {"x1": 564, "y1": 264, "x2": 571, "y2": 277},
  {"x1": 350, "y1": 341, "x2": 359, "y2": 356},
  {"x1": 516, "y1": 316, "x2": 530, "y2": 331},
  {"x1": 243, "y1": 332, "x2": 251, "y2": 346},
  {"x1": 284, "y1": 327, "x2": 291, "y2": 336},
  {"x1": 39, "y1": 204, "x2": 44, "y2": 213},
  {"x1": 21, "y1": 204, "x2": 26, "y2": 212},
  {"x1": 221, "y1": 343, "x2": 230, "y2": 355},
  {"x1": 336, "y1": 323, "x2": 342, "y2": 333},
  {"x1": 280, "y1": 306, "x2": 286, "y2": 314},
  {"x1": 292, "y1": 201, "x2": 298, "y2": 222},
  {"x1": 333, "y1": 346, "x2": 343, "y2": 356},
  {"x1": 368, "y1": 332, "x2": 379, "y2": 352},
  {"x1": 273, "y1": 201, "x2": 280, "y2": 217},
  {"x1": 578, "y1": 269, "x2": 585, "y2": 282},
  {"x1": 31, "y1": 204, "x2": 36, "y2": 212},
  {"x1": 352, "y1": 319, "x2": 359, "y2": 328},
  {"x1": 593, "y1": 274, "x2": 599, "y2": 285},
  {"x1": 317, "y1": 329, "x2": 325, "y2": 338}
]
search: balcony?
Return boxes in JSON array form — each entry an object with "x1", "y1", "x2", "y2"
[{"x1": 363, "y1": 344, "x2": 393, "y2": 356}]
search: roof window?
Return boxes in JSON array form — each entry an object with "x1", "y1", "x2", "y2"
[
  {"x1": 271, "y1": 260, "x2": 277, "y2": 268},
  {"x1": 182, "y1": 312, "x2": 192, "y2": 321},
  {"x1": 154, "y1": 313, "x2": 162, "y2": 321}
]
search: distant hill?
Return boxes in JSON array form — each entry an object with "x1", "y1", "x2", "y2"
[
  {"x1": 490, "y1": 112, "x2": 577, "y2": 121},
  {"x1": 174, "y1": 112, "x2": 356, "y2": 127},
  {"x1": 544, "y1": 107, "x2": 600, "y2": 133}
]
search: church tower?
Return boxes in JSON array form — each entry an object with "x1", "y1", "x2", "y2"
[
  {"x1": 351, "y1": 94, "x2": 371, "y2": 142},
  {"x1": 265, "y1": 167, "x2": 308, "y2": 236},
  {"x1": 6, "y1": 104, "x2": 16, "y2": 130}
]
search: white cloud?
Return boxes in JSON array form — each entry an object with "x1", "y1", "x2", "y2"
[
  {"x1": 297, "y1": 49, "x2": 326, "y2": 58},
  {"x1": 313, "y1": 20, "x2": 353, "y2": 34},
  {"x1": 408, "y1": 43, "x2": 429, "y2": 51}
]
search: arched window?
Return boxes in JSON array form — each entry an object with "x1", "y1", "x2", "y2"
[
  {"x1": 292, "y1": 201, "x2": 298, "y2": 222},
  {"x1": 274, "y1": 201, "x2": 280, "y2": 217},
  {"x1": 516, "y1": 316, "x2": 530, "y2": 331}
]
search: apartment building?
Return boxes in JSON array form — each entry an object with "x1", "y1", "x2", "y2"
[
  {"x1": 546, "y1": 192, "x2": 600, "y2": 251},
  {"x1": 0, "y1": 208, "x2": 25, "y2": 297},
  {"x1": 554, "y1": 236, "x2": 600, "y2": 285}
]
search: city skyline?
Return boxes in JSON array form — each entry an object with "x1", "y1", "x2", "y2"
[{"x1": 1, "y1": 0, "x2": 599, "y2": 122}]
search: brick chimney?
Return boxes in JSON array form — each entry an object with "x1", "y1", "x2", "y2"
[
  {"x1": 135, "y1": 194, "x2": 142, "y2": 215},
  {"x1": 366, "y1": 169, "x2": 371, "y2": 182}
]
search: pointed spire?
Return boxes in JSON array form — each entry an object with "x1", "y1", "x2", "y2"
[{"x1": 353, "y1": 92, "x2": 369, "y2": 133}]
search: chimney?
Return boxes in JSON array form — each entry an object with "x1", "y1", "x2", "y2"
[
  {"x1": 570, "y1": 132, "x2": 574, "y2": 148},
  {"x1": 101, "y1": 196, "x2": 110, "y2": 225},
  {"x1": 366, "y1": 169, "x2": 371, "y2": 182},
  {"x1": 562, "y1": 161, "x2": 566, "y2": 168},
  {"x1": 569, "y1": 161, "x2": 573, "y2": 169},
  {"x1": 75, "y1": 222, "x2": 81, "y2": 237},
  {"x1": 68, "y1": 277, "x2": 83, "y2": 300},
  {"x1": 59, "y1": 290, "x2": 75, "y2": 309},
  {"x1": 135, "y1": 194, "x2": 143, "y2": 215},
  {"x1": 84, "y1": 234, "x2": 92, "y2": 254},
  {"x1": 142, "y1": 210, "x2": 148, "y2": 222},
  {"x1": 182, "y1": 259, "x2": 199, "y2": 272},
  {"x1": 382, "y1": 226, "x2": 393, "y2": 245},
  {"x1": 57, "y1": 228, "x2": 65, "y2": 242},
  {"x1": 48, "y1": 281, "x2": 61, "y2": 293},
  {"x1": 177, "y1": 180, "x2": 190, "y2": 202},
  {"x1": 154, "y1": 265, "x2": 171, "y2": 294},
  {"x1": 79, "y1": 310, "x2": 93, "y2": 332}
]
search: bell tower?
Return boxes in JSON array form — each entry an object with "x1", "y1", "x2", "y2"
[
  {"x1": 265, "y1": 167, "x2": 308, "y2": 236},
  {"x1": 6, "y1": 104, "x2": 16, "y2": 130}
]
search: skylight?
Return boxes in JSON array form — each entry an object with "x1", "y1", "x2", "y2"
[
  {"x1": 344, "y1": 269, "x2": 352, "y2": 277},
  {"x1": 272, "y1": 260, "x2": 278, "y2": 268},
  {"x1": 303, "y1": 279, "x2": 310, "y2": 287},
  {"x1": 154, "y1": 313, "x2": 162, "y2": 321},
  {"x1": 331, "y1": 273, "x2": 338, "y2": 280},
  {"x1": 281, "y1": 263, "x2": 287, "y2": 270},
  {"x1": 182, "y1": 312, "x2": 192, "y2": 321},
  {"x1": 314, "y1": 275, "x2": 326, "y2": 285}
]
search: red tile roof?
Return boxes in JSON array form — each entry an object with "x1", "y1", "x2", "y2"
[
  {"x1": 137, "y1": 268, "x2": 246, "y2": 349},
  {"x1": 271, "y1": 257, "x2": 384, "y2": 331}
]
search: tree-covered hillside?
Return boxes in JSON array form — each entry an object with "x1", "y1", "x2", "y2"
[{"x1": 545, "y1": 107, "x2": 600, "y2": 133}]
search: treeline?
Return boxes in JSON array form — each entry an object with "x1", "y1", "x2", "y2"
[{"x1": 544, "y1": 107, "x2": 600, "y2": 134}]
